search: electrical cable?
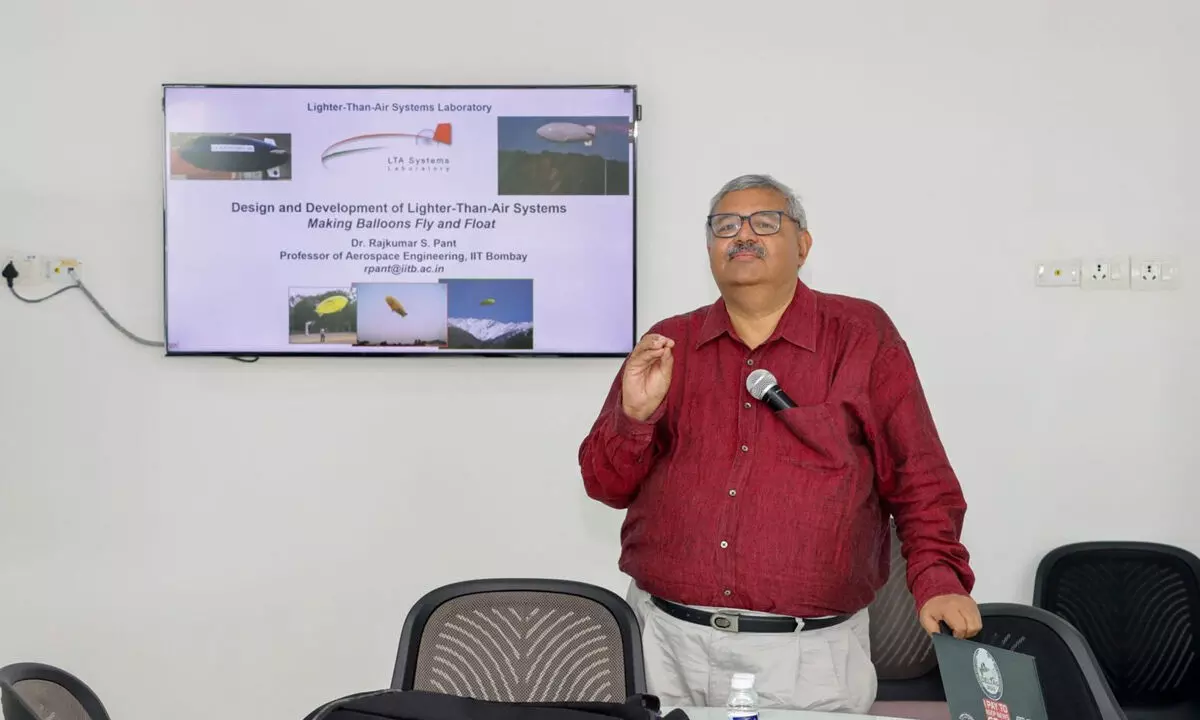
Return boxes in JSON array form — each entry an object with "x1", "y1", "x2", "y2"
[
  {"x1": 4, "y1": 262, "x2": 259, "y2": 363},
  {"x1": 8, "y1": 284, "x2": 77, "y2": 304}
]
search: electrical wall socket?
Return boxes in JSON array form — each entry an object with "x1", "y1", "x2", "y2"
[
  {"x1": 45, "y1": 256, "x2": 83, "y2": 285},
  {"x1": 1080, "y1": 255, "x2": 1130, "y2": 290},
  {"x1": 1, "y1": 253, "x2": 40, "y2": 289},
  {"x1": 1, "y1": 252, "x2": 83, "y2": 288},
  {"x1": 1130, "y1": 256, "x2": 1180, "y2": 291},
  {"x1": 1034, "y1": 258, "x2": 1081, "y2": 287}
]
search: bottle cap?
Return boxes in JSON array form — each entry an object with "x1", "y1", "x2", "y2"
[{"x1": 731, "y1": 672, "x2": 755, "y2": 689}]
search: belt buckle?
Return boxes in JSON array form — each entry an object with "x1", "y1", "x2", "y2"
[{"x1": 709, "y1": 612, "x2": 740, "y2": 632}]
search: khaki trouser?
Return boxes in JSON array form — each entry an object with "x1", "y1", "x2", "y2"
[{"x1": 626, "y1": 581, "x2": 878, "y2": 714}]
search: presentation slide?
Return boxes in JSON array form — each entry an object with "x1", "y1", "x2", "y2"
[{"x1": 162, "y1": 85, "x2": 637, "y2": 356}]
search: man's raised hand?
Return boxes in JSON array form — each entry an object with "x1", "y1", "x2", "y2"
[{"x1": 621, "y1": 333, "x2": 675, "y2": 421}]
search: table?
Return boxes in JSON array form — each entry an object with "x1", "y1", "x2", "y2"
[{"x1": 670, "y1": 706, "x2": 910, "y2": 720}]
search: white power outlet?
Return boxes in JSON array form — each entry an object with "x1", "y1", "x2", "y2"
[
  {"x1": 1034, "y1": 258, "x2": 1082, "y2": 287},
  {"x1": 1130, "y1": 255, "x2": 1180, "y2": 291},
  {"x1": 2, "y1": 253, "x2": 41, "y2": 289},
  {"x1": 1080, "y1": 256, "x2": 1130, "y2": 291},
  {"x1": 45, "y1": 256, "x2": 83, "y2": 285},
  {"x1": 1, "y1": 252, "x2": 84, "y2": 288}
]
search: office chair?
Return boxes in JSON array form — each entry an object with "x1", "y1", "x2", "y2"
[
  {"x1": 391, "y1": 578, "x2": 646, "y2": 702},
  {"x1": 1034, "y1": 541, "x2": 1200, "y2": 720},
  {"x1": 0, "y1": 663, "x2": 111, "y2": 720},
  {"x1": 2, "y1": 681, "x2": 38, "y2": 720},
  {"x1": 867, "y1": 521, "x2": 949, "y2": 720},
  {"x1": 977, "y1": 603, "x2": 1127, "y2": 720}
]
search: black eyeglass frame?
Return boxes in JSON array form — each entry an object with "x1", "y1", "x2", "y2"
[{"x1": 706, "y1": 210, "x2": 804, "y2": 238}]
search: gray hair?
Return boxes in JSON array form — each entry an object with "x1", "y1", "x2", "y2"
[{"x1": 706, "y1": 174, "x2": 807, "y2": 244}]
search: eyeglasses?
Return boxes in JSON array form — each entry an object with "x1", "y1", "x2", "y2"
[{"x1": 706, "y1": 210, "x2": 800, "y2": 238}]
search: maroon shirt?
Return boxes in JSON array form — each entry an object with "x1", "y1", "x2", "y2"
[{"x1": 578, "y1": 281, "x2": 974, "y2": 618}]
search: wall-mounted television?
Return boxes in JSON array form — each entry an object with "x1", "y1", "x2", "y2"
[{"x1": 162, "y1": 84, "x2": 638, "y2": 357}]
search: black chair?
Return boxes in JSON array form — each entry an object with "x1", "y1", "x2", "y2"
[
  {"x1": 1034, "y1": 542, "x2": 1200, "y2": 720},
  {"x1": 0, "y1": 663, "x2": 111, "y2": 720},
  {"x1": 976, "y1": 603, "x2": 1127, "y2": 720},
  {"x1": 1, "y1": 682, "x2": 37, "y2": 720},
  {"x1": 391, "y1": 578, "x2": 646, "y2": 703},
  {"x1": 869, "y1": 521, "x2": 943, "y2": 696},
  {"x1": 867, "y1": 522, "x2": 950, "y2": 720}
]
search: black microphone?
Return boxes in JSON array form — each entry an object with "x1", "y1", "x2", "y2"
[{"x1": 746, "y1": 368, "x2": 796, "y2": 412}]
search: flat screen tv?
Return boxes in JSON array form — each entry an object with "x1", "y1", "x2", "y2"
[{"x1": 162, "y1": 84, "x2": 638, "y2": 357}]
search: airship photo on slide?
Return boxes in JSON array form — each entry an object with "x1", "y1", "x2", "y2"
[
  {"x1": 177, "y1": 134, "x2": 290, "y2": 173},
  {"x1": 536, "y1": 122, "x2": 597, "y2": 146}
]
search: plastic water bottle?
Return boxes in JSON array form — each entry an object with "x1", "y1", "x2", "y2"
[{"x1": 726, "y1": 672, "x2": 759, "y2": 720}]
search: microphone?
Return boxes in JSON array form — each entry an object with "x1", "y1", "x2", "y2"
[{"x1": 746, "y1": 368, "x2": 796, "y2": 412}]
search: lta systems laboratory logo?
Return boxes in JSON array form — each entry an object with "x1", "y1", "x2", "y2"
[{"x1": 320, "y1": 123, "x2": 453, "y2": 174}]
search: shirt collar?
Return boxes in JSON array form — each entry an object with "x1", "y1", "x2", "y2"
[{"x1": 696, "y1": 281, "x2": 818, "y2": 351}]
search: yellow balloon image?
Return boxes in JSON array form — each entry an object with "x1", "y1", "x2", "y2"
[
  {"x1": 480, "y1": 298, "x2": 496, "y2": 306},
  {"x1": 385, "y1": 295, "x2": 408, "y2": 317},
  {"x1": 315, "y1": 295, "x2": 349, "y2": 316}
]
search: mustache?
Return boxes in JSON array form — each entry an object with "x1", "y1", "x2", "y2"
[{"x1": 726, "y1": 242, "x2": 766, "y2": 260}]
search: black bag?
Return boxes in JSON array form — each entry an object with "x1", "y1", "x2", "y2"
[{"x1": 305, "y1": 689, "x2": 690, "y2": 720}]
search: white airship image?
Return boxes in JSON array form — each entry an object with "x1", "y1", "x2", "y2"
[{"x1": 536, "y1": 122, "x2": 597, "y2": 146}]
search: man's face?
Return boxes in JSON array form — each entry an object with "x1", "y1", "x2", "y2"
[{"x1": 707, "y1": 187, "x2": 810, "y2": 289}]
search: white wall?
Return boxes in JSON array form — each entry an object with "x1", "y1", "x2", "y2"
[{"x1": 1, "y1": 1, "x2": 1197, "y2": 718}]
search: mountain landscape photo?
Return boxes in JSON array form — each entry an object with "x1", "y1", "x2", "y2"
[
  {"x1": 441, "y1": 278, "x2": 535, "y2": 351},
  {"x1": 448, "y1": 317, "x2": 533, "y2": 350}
]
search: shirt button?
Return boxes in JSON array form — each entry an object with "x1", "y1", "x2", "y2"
[
  {"x1": 740, "y1": 444, "x2": 748, "y2": 452},
  {"x1": 744, "y1": 402, "x2": 752, "y2": 409},
  {"x1": 724, "y1": 589, "x2": 732, "y2": 596},
  {"x1": 729, "y1": 489, "x2": 737, "y2": 496},
  {"x1": 746, "y1": 359, "x2": 754, "y2": 366},
  {"x1": 720, "y1": 541, "x2": 729, "y2": 549}
]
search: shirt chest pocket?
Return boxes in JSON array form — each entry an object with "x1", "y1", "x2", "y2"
[{"x1": 768, "y1": 401, "x2": 860, "y2": 470}]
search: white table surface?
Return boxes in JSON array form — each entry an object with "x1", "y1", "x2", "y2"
[{"x1": 669, "y1": 706, "x2": 909, "y2": 720}]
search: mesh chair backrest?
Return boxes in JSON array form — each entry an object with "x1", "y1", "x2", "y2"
[
  {"x1": 8, "y1": 680, "x2": 92, "y2": 720},
  {"x1": 978, "y1": 611, "x2": 1110, "y2": 720},
  {"x1": 410, "y1": 590, "x2": 629, "y2": 703},
  {"x1": 2, "y1": 682, "x2": 38, "y2": 720},
  {"x1": 1036, "y1": 544, "x2": 1200, "y2": 706},
  {"x1": 868, "y1": 522, "x2": 938, "y2": 681},
  {"x1": 0, "y1": 665, "x2": 108, "y2": 720}
]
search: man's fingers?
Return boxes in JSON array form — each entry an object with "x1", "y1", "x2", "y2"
[
  {"x1": 918, "y1": 596, "x2": 982, "y2": 639},
  {"x1": 629, "y1": 335, "x2": 673, "y2": 366},
  {"x1": 646, "y1": 347, "x2": 674, "y2": 371},
  {"x1": 627, "y1": 345, "x2": 655, "y2": 366},
  {"x1": 948, "y1": 609, "x2": 970, "y2": 639},
  {"x1": 965, "y1": 608, "x2": 983, "y2": 637},
  {"x1": 658, "y1": 345, "x2": 674, "y2": 373},
  {"x1": 919, "y1": 610, "x2": 941, "y2": 636},
  {"x1": 636, "y1": 333, "x2": 673, "y2": 352},
  {"x1": 628, "y1": 351, "x2": 667, "y2": 374}
]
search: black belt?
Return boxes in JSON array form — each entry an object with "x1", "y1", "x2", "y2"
[{"x1": 651, "y1": 596, "x2": 851, "y2": 633}]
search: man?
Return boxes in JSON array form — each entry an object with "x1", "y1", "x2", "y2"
[{"x1": 577, "y1": 174, "x2": 979, "y2": 713}]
